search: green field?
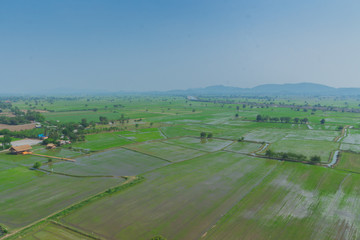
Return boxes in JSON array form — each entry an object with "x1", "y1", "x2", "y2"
[
  {"x1": 335, "y1": 151, "x2": 360, "y2": 173},
  {"x1": 0, "y1": 167, "x2": 121, "y2": 229},
  {"x1": 4, "y1": 95, "x2": 360, "y2": 240},
  {"x1": 60, "y1": 152, "x2": 278, "y2": 240}
]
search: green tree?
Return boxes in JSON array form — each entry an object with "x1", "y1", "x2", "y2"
[
  {"x1": 320, "y1": 119, "x2": 325, "y2": 124},
  {"x1": 33, "y1": 161, "x2": 42, "y2": 169},
  {"x1": 207, "y1": 133, "x2": 213, "y2": 138},
  {"x1": 200, "y1": 132, "x2": 206, "y2": 138},
  {"x1": 310, "y1": 155, "x2": 321, "y2": 163}
]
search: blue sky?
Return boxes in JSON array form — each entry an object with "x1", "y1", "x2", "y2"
[{"x1": 1, "y1": 0, "x2": 360, "y2": 93}]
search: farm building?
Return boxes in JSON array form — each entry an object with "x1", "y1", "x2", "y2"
[
  {"x1": 10, "y1": 145, "x2": 32, "y2": 154},
  {"x1": 46, "y1": 143, "x2": 56, "y2": 149}
]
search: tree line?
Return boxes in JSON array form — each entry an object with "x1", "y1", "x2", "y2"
[
  {"x1": 256, "y1": 115, "x2": 309, "y2": 124},
  {"x1": 265, "y1": 149, "x2": 321, "y2": 163}
]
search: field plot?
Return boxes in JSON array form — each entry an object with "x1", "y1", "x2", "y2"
[
  {"x1": 205, "y1": 163, "x2": 360, "y2": 240},
  {"x1": 119, "y1": 128, "x2": 164, "y2": 142},
  {"x1": 342, "y1": 129, "x2": 360, "y2": 145},
  {"x1": 71, "y1": 132, "x2": 133, "y2": 151},
  {"x1": 164, "y1": 137, "x2": 233, "y2": 152},
  {"x1": 61, "y1": 152, "x2": 278, "y2": 240},
  {"x1": 0, "y1": 167, "x2": 121, "y2": 230},
  {"x1": 33, "y1": 148, "x2": 84, "y2": 159},
  {"x1": 125, "y1": 141, "x2": 206, "y2": 162},
  {"x1": 335, "y1": 151, "x2": 360, "y2": 173},
  {"x1": 0, "y1": 153, "x2": 51, "y2": 166},
  {"x1": 244, "y1": 128, "x2": 289, "y2": 143},
  {"x1": 71, "y1": 129, "x2": 164, "y2": 151},
  {"x1": 269, "y1": 139, "x2": 338, "y2": 162},
  {"x1": 283, "y1": 129, "x2": 339, "y2": 141},
  {"x1": 160, "y1": 126, "x2": 200, "y2": 138},
  {"x1": 41, "y1": 148, "x2": 168, "y2": 176},
  {"x1": 340, "y1": 143, "x2": 360, "y2": 153},
  {"x1": 225, "y1": 141, "x2": 263, "y2": 154},
  {"x1": 21, "y1": 222, "x2": 92, "y2": 240}
]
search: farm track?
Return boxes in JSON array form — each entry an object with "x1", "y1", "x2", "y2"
[
  {"x1": 1, "y1": 176, "x2": 141, "y2": 240},
  {"x1": 36, "y1": 168, "x2": 126, "y2": 179},
  {"x1": 30, "y1": 153, "x2": 75, "y2": 162},
  {"x1": 200, "y1": 164, "x2": 278, "y2": 239}
]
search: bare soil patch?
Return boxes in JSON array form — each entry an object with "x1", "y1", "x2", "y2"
[{"x1": 0, "y1": 123, "x2": 36, "y2": 131}]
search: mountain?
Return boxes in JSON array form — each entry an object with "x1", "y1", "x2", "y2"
[{"x1": 161, "y1": 82, "x2": 360, "y2": 96}]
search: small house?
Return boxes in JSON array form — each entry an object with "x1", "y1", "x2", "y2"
[{"x1": 10, "y1": 145, "x2": 32, "y2": 154}]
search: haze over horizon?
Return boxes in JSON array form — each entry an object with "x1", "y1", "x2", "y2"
[{"x1": 1, "y1": 0, "x2": 360, "y2": 93}]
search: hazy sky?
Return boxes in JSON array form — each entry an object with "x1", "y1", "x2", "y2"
[{"x1": 1, "y1": 0, "x2": 360, "y2": 93}]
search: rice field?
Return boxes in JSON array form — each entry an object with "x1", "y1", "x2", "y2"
[{"x1": 5, "y1": 96, "x2": 360, "y2": 240}]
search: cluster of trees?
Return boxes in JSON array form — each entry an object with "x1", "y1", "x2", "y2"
[
  {"x1": 42, "y1": 121, "x2": 87, "y2": 145},
  {"x1": 265, "y1": 149, "x2": 321, "y2": 163},
  {"x1": 0, "y1": 101, "x2": 12, "y2": 109},
  {"x1": 0, "y1": 224, "x2": 8, "y2": 236},
  {"x1": 0, "y1": 135, "x2": 11, "y2": 150},
  {"x1": 200, "y1": 132, "x2": 213, "y2": 138},
  {"x1": 256, "y1": 115, "x2": 309, "y2": 124},
  {"x1": 0, "y1": 109, "x2": 45, "y2": 125},
  {"x1": 0, "y1": 128, "x2": 43, "y2": 139}
]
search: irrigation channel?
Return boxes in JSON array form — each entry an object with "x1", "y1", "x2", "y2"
[{"x1": 326, "y1": 150, "x2": 339, "y2": 168}]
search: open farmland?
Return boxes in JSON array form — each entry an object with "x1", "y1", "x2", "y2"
[
  {"x1": 60, "y1": 152, "x2": 279, "y2": 240},
  {"x1": 4, "y1": 95, "x2": 360, "y2": 240}
]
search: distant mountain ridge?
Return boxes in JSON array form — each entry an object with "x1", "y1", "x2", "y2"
[
  {"x1": 2, "y1": 82, "x2": 360, "y2": 96},
  {"x1": 162, "y1": 82, "x2": 360, "y2": 96}
]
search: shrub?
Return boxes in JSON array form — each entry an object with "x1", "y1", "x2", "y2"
[
  {"x1": 151, "y1": 236, "x2": 167, "y2": 240},
  {"x1": 33, "y1": 161, "x2": 42, "y2": 169}
]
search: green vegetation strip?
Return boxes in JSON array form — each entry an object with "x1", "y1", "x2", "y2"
[
  {"x1": 50, "y1": 220, "x2": 104, "y2": 240},
  {"x1": 2, "y1": 176, "x2": 145, "y2": 240}
]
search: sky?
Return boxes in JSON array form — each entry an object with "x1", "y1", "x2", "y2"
[{"x1": 1, "y1": 0, "x2": 360, "y2": 93}]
